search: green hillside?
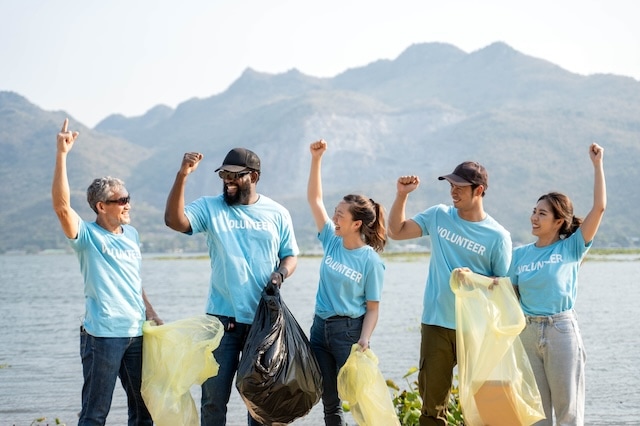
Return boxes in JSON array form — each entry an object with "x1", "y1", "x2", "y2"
[{"x1": 1, "y1": 42, "x2": 638, "y2": 253}]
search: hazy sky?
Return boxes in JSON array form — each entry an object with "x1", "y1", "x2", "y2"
[{"x1": 1, "y1": 0, "x2": 638, "y2": 128}]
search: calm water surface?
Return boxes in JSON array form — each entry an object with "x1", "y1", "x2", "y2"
[{"x1": 0, "y1": 254, "x2": 639, "y2": 425}]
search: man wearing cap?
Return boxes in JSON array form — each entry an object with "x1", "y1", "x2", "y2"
[
  {"x1": 164, "y1": 148, "x2": 299, "y2": 426},
  {"x1": 387, "y1": 161, "x2": 512, "y2": 426}
]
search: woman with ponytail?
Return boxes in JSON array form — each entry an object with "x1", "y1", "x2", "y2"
[
  {"x1": 307, "y1": 139, "x2": 386, "y2": 426},
  {"x1": 508, "y1": 143, "x2": 606, "y2": 425}
]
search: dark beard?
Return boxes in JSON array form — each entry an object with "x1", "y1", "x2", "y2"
[{"x1": 223, "y1": 181, "x2": 252, "y2": 205}]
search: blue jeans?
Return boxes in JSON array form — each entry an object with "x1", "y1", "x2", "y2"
[
  {"x1": 310, "y1": 315, "x2": 364, "y2": 426},
  {"x1": 201, "y1": 316, "x2": 264, "y2": 426},
  {"x1": 520, "y1": 310, "x2": 586, "y2": 426},
  {"x1": 78, "y1": 328, "x2": 152, "y2": 426}
]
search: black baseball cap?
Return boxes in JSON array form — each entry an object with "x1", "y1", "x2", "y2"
[
  {"x1": 438, "y1": 161, "x2": 488, "y2": 189},
  {"x1": 214, "y1": 148, "x2": 261, "y2": 172}
]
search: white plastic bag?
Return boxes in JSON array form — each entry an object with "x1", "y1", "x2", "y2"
[{"x1": 450, "y1": 268, "x2": 545, "y2": 426}]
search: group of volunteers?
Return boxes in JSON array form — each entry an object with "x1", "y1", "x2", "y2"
[{"x1": 53, "y1": 117, "x2": 606, "y2": 426}]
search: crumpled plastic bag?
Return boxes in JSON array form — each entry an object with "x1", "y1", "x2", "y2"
[
  {"x1": 236, "y1": 282, "x2": 322, "y2": 425},
  {"x1": 141, "y1": 315, "x2": 224, "y2": 426},
  {"x1": 337, "y1": 343, "x2": 400, "y2": 426},
  {"x1": 450, "y1": 268, "x2": 545, "y2": 426}
]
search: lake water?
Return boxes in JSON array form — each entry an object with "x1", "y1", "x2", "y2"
[{"x1": 0, "y1": 254, "x2": 639, "y2": 425}]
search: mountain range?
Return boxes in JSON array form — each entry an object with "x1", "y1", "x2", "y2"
[{"x1": 1, "y1": 41, "x2": 638, "y2": 253}]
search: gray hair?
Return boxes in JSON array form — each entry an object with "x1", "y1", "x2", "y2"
[{"x1": 87, "y1": 176, "x2": 125, "y2": 213}]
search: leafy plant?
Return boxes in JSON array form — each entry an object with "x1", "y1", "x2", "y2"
[
  {"x1": 387, "y1": 368, "x2": 465, "y2": 426},
  {"x1": 386, "y1": 367, "x2": 421, "y2": 425},
  {"x1": 446, "y1": 379, "x2": 464, "y2": 425},
  {"x1": 29, "y1": 417, "x2": 66, "y2": 426}
]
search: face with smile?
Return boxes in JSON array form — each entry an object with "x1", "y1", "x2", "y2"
[
  {"x1": 99, "y1": 188, "x2": 131, "y2": 229},
  {"x1": 221, "y1": 170, "x2": 253, "y2": 205},
  {"x1": 332, "y1": 201, "x2": 361, "y2": 237},
  {"x1": 449, "y1": 183, "x2": 476, "y2": 210},
  {"x1": 530, "y1": 199, "x2": 563, "y2": 239}
]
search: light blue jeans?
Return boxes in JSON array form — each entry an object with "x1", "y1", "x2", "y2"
[
  {"x1": 520, "y1": 309, "x2": 586, "y2": 426},
  {"x1": 310, "y1": 314, "x2": 364, "y2": 426},
  {"x1": 78, "y1": 328, "x2": 152, "y2": 426}
]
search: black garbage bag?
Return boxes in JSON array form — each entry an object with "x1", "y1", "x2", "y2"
[{"x1": 236, "y1": 282, "x2": 322, "y2": 425}]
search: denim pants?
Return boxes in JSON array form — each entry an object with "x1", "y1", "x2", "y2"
[
  {"x1": 78, "y1": 328, "x2": 152, "y2": 426},
  {"x1": 520, "y1": 309, "x2": 586, "y2": 426},
  {"x1": 310, "y1": 314, "x2": 364, "y2": 426},
  {"x1": 201, "y1": 315, "x2": 264, "y2": 426}
]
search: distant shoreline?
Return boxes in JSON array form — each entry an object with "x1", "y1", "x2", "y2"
[
  {"x1": 6, "y1": 248, "x2": 640, "y2": 262},
  {"x1": 145, "y1": 248, "x2": 640, "y2": 262}
]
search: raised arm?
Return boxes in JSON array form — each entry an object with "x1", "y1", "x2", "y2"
[
  {"x1": 307, "y1": 140, "x2": 330, "y2": 232},
  {"x1": 387, "y1": 175, "x2": 423, "y2": 240},
  {"x1": 164, "y1": 152, "x2": 203, "y2": 233},
  {"x1": 52, "y1": 118, "x2": 81, "y2": 239},
  {"x1": 580, "y1": 143, "x2": 606, "y2": 243}
]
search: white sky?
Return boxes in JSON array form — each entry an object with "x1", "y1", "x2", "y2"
[{"x1": 1, "y1": 0, "x2": 638, "y2": 128}]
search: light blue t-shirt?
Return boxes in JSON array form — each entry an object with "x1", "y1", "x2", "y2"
[
  {"x1": 314, "y1": 222, "x2": 385, "y2": 319},
  {"x1": 508, "y1": 228, "x2": 591, "y2": 316},
  {"x1": 412, "y1": 204, "x2": 512, "y2": 329},
  {"x1": 185, "y1": 194, "x2": 299, "y2": 324},
  {"x1": 68, "y1": 220, "x2": 146, "y2": 337}
]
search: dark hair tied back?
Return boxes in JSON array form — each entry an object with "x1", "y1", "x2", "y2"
[
  {"x1": 343, "y1": 194, "x2": 387, "y2": 252},
  {"x1": 538, "y1": 192, "x2": 583, "y2": 238}
]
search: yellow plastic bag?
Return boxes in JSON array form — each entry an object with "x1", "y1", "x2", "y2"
[
  {"x1": 337, "y1": 343, "x2": 400, "y2": 426},
  {"x1": 141, "y1": 315, "x2": 224, "y2": 426},
  {"x1": 450, "y1": 268, "x2": 545, "y2": 426}
]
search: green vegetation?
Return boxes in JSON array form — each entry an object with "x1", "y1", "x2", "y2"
[
  {"x1": 381, "y1": 252, "x2": 431, "y2": 262},
  {"x1": 588, "y1": 248, "x2": 640, "y2": 255},
  {"x1": 28, "y1": 418, "x2": 66, "y2": 426},
  {"x1": 343, "y1": 367, "x2": 465, "y2": 425},
  {"x1": 144, "y1": 248, "x2": 640, "y2": 263},
  {"x1": 387, "y1": 368, "x2": 465, "y2": 425},
  {"x1": 586, "y1": 247, "x2": 640, "y2": 261},
  {"x1": 386, "y1": 367, "x2": 422, "y2": 425},
  {"x1": 2, "y1": 44, "x2": 640, "y2": 254}
]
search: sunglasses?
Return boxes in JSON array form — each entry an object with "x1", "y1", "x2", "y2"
[
  {"x1": 218, "y1": 170, "x2": 252, "y2": 180},
  {"x1": 104, "y1": 195, "x2": 131, "y2": 206}
]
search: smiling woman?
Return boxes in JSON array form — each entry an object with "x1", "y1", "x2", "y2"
[
  {"x1": 508, "y1": 143, "x2": 607, "y2": 425},
  {"x1": 306, "y1": 139, "x2": 388, "y2": 425}
]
